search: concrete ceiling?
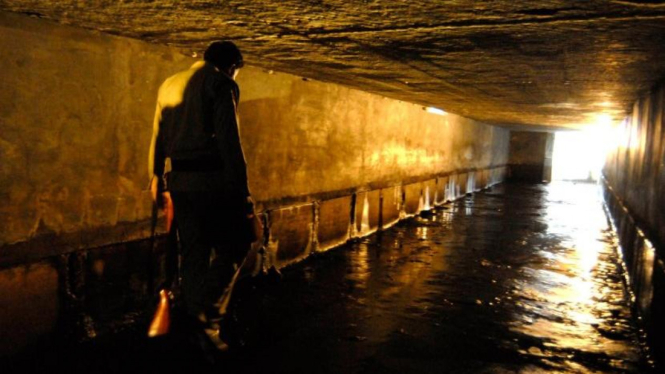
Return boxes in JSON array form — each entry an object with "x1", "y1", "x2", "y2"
[{"x1": 2, "y1": 1, "x2": 665, "y2": 130}]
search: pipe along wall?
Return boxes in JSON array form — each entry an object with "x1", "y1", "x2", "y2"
[
  {"x1": 0, "y1": 12, "x2": 509, "y2": 356},
  {"x1": 603, "y1": 81, "x2": 665, "y2": 363}
]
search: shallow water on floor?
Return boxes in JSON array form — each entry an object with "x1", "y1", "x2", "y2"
[
  {"x1": 9, "y1": 182, "x2": 651, "y2": 374},
  {"x1": 228, "y1": 182, "x2": 647, "y2": 373}
]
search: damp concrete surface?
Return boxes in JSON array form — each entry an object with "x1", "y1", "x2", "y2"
[{"x1": 7, "y1": 182, "x2": 654, "y2": 373}]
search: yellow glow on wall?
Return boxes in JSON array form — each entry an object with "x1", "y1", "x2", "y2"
[
  {"x1": 360, "y1": 194, "x2": 371, "y2": 234},
  {"x1": 615, "y1": 118, "x2": 632, "y2": 150},
  {"x1": 367, "y1": 142, "x2": 440, "y2": 169}
]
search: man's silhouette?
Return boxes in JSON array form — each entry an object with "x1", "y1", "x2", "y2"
[{"x1": 149, "y1": 41, "x2": 257, "y2": 352}]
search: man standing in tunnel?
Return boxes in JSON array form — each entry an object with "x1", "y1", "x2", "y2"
[{"x1": 148, "y1": 41, "x2": 257, "y2": 353}]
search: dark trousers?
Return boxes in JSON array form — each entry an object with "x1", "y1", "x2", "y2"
[{"x1": 170, "y1": 191, "x2": 250, "y2": 321}]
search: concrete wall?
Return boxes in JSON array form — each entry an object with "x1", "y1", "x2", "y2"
[
  {"x1": 603, "y1": 82, "x2": 665, "y2": 362},
  {"x1": 241, "y1": 74, "x2": 509, "y2": 205},
  {"x1": 0, "y1": 12, "x2": 509, "y2": 356},
  {"x1": 508, "y1": 131, "x2": 553, "y2": 182}
]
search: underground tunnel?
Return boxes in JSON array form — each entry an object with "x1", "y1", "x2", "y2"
[{"x1": 1, "y1": 1, "x2": 664, "y2": 373}]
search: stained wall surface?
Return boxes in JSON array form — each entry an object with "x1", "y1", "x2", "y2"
[
  {"x1": 507, "y1": 131, "x2": 552, "y2": 182},
  {"x1": 603, "y1": 82, "x2": 665, "y2": 362},
  {"x1": 0, "y1": 12, "x2": 509, "y2": 356},
  {"x1": 241, "y1": 73, "x2": 509, "y2": 205}
]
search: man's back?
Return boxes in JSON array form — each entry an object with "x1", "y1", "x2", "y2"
[
  {"x1": 156, "y1": 61, "x2": 220, "y2": 163},
  {"x1": 150, "y1": 60, "x2": 247, "y2": 197}
]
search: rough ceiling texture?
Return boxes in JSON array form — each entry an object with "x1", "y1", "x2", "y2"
[{"x1": 2, "y1": 1, "x2": 665, "y2": 129}]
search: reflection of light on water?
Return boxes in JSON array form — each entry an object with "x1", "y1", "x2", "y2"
[
  {"x1": 416, "y1": 227, "x2": 428, "y2": 240},
  {"x1": 546, "y1": 182, "x2": 603, "y2": 308},
  {"x1": 349, "y1": 224, "x2": 436, "y2": 343},
  {"x1": 442, "y1": 213, "x2": 452, "y2": 225},
  {"x1": 348, "y1": 242, "x2": 370, "y2": 287},
  {"x1": 510, "y1": 182, "x2": 636, "y2": 361},
  {"x1": 441, "y1": 206, "x2": 455, "y2": 225},
  {"x1": 357, "y1": 242, "x2": 369, "y2": 276},
  {"x1": 576, "y1": 238, "x2": 600, "y2": 276}
]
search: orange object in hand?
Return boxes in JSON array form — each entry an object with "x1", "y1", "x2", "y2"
[{"x1": 147, "y1": 289, "x2": 171, "y2": 338}]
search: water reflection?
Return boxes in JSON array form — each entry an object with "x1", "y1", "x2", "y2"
[
  {"x1": 416, "y1": 226, "x2": 428, "y2": 240},
  {"x1": 504, "y1": 182, "x2": 643, "y2": 372},
  {"x1": 348, "y1": 241, "x2": 370, "y2": 284},
  {"x1": 335, "y1": 182, "x2": 642, "y2": 372},
  {"x1": 440, "y1": 205, "x2": 456, "y2": 226}
]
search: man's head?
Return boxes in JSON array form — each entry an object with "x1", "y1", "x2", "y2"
[{"x1": 204, "y1": 41, "x2": 244, "y2": 79}]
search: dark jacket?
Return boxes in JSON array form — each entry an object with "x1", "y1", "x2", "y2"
[{"x1": 149, "y1": 61, "x2": 250, "y2": 199}]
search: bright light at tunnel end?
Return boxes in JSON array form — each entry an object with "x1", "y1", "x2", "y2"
[
  {"x1": 425, "y1": 107, "x2": 447, "y2": 116},
  {"x1": 552, "y1": 112, "x2": 618, "y2": 182},
  {"x1": 595, "y1": 113, "x2": 613, "y2": 127}
]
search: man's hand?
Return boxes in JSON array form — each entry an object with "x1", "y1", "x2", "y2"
[
  {"x1": 150, "y1": 175, "x2": 160, "y2": 203},
  {"x1": 150, "y1": 175, "x2": 174, "y2": 232}
]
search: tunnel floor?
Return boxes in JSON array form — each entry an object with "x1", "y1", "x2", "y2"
[{"x1": 10, "y1": 182, "x2": 654, "y2": 373}]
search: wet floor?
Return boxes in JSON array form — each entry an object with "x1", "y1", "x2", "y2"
[{"x1": 8, "y1": 182, "x2": 653, "y2": 373}]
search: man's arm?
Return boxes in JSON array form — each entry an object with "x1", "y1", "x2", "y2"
[
  {"x1": 148, "y1": 97, "x2": 173, "y2": 230},
  {"x1": 148, "y1": 100, "x2": 166, "y2": 202}
]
